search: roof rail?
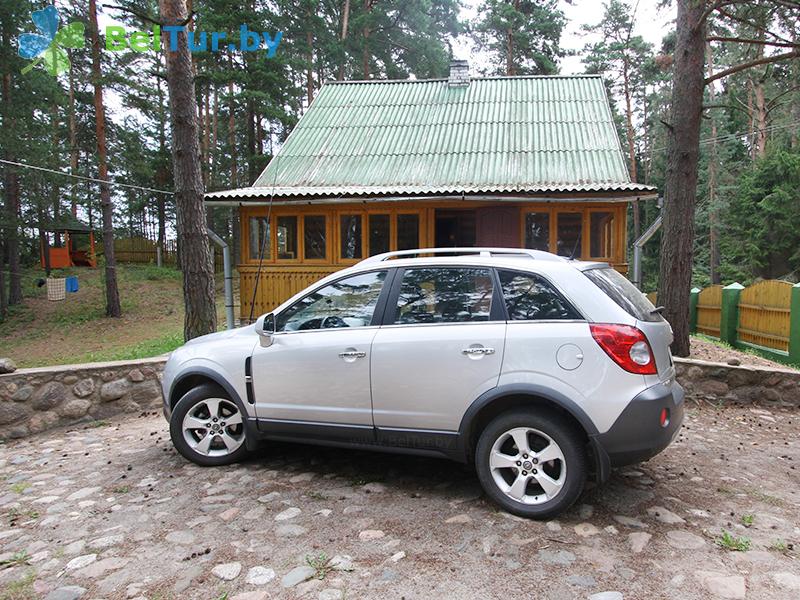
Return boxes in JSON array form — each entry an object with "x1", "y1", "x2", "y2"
[{"x1": 358, "y1": 247, "x2": 566, "y2": 265}]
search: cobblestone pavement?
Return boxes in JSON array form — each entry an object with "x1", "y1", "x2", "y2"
[{"x1": 0, "y1": 400, "x2": 798, "y2": 600}]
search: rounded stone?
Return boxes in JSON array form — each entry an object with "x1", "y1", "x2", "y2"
[
  {"x1": 0, "y1": 358, "x2": 16, "y2": 374},
  {"x1": 28, "y1": 411, "x2": 60, "y2": 434},
  {"x1": 0, "y1": 401, "x2": 30, "y2": 425},
  {"x1": 100, "y1": 379, "x2": 131, "y2": 402},
  {"x1": 32, "y1": 382, "x2": 67, "y2": 411},
  {"x1": 358, "y1": 529, "x2": 385, "y2": 541},
  {"x1": 11, "y1": 385, "x2": 33, "y2": 402},
  {"x1": 72, "y1": 378, "x2": 96, "y2": 399},
  {"x1": 127, "y1": 369, "x2": 145, "y2": 382},
  {"x1": 212, "y1": 562, "x2": 242, "y2": 581},
  {"x1": 60, "y1": 399, "x2": 92, "y2": 419},
  {"x1": 246, "y1": 565, "x2": 276, "y2": 585},
  {"x1": 667, "y1": 530, "x2": 706, "y2": 550},
  {"x1": 275, "y1": 507, "x2": 301, "y2": 521}
]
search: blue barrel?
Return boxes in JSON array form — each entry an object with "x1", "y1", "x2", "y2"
[{"x1": 65, "y1": 276, "x2": 79, "y2": 293}]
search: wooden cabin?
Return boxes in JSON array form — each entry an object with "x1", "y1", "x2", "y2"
[
  {"x1": 206, "y1": 62, "x2": 656, "y2": 319},
  {"x1": 40, "y1": 217, "x2": 97, "y2": 269}
]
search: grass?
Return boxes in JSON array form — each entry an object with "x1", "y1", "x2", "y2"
[
  {"x1": 9, "y1": 483, "x2": 30, "y2": 495},
  {"x1": 769, "y1": 539, "x2": 793, "y2": 554},
  {"x1": 0, "y1": 263, "x2": 231, "y2": 368},
  {"x1": 305, "y1": 551, "x2": 332, "y2": 580},
  {"x1": 740, "y1": 514, "x2": 754, "y2": 527},
  {"x1": 112, "y1": 485, "x2": 130, "y2": 494},
  {"x1": 0, "y1": 551, "x2": 30, "y2": 569},
  {"x1": 6, "y1": 508, "x2": 38, "y2": 526},
  {"x1": 715, "y1": 530, "x2": 752, "y2": 552},
  {"x1": 0, "y1": 572, "x2": 36, "y2": 600},
  {"x1": 74, "y1": 330, "x2": 184, "y2": 363}
]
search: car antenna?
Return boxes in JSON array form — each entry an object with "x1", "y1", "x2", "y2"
[
  {"x1": 247, "y1": 155, "x2": 279, "y2": 324},
  {"x1": 569, "y1": 231, "x2": 582, "y2": 260}
]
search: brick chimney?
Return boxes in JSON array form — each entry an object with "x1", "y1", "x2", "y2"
[{"x1": 448, "y1": 59, "x2": 470, "y2": 87}]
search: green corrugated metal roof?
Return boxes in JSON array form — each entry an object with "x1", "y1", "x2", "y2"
[{"x1": 207, "y1": 75, "x2": 655, "y2": 202}]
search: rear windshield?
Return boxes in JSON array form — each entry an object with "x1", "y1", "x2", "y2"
[{"x1": 583, "y1": 267, "x2": 664, "y2": 322}]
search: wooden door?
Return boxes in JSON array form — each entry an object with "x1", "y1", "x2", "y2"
[{"x1": 475, "y1": 207, "x2": 520, "y2": 248}]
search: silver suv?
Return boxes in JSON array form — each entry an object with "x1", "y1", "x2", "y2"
[{"x1": 162, "y1": 248, "x2": 684, "y2": 518}]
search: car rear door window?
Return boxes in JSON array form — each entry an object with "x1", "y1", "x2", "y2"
[
  {"x1": 498, "y1": 270, "x2": 582, "y2": 321},
  {"x1": 393, "y1": 267, "x2": 495, "y2": 324}
]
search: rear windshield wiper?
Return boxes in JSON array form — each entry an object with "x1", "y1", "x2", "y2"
[{"x1": 651, "y1": 306, "x2": 665, "y2": 315}]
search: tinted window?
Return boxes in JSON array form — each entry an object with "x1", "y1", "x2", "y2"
[
  {"x1": 276, "y1": 271, "x2": 387, "y2": 332},
  {"x1": 249, "y1": 217, "x2": 270, "y2": 260},
  {"x1": 340, "y1": 215, "x2": 362, "y2": 259},
  {"x1": 499, "y1": 270, "x2": 581, "y2": 321},
  {"x1": 397, "y1": 214, "x2": 419, "y2": 250},
  {"x1": 394, "y1": 268, "x2": 494, "y2": 324},
  {"x1": 304, "y1": 215, "x2": 326, "y2": 259},
  {"x1": 584, "y1": 267, "x2": 663, "y2": 322},
  {"x1": 277, "y1": 216, "x2": 298, "y2": 259},
  {"x1": 369, "y1": 214, "x2": 390, "y2": 255},
  {"x1": 556, "y1": 212, "x2": 582, "y2": 258},
  {"x1": 524, "y1": 212, "x2": 550, "y2": 251}
]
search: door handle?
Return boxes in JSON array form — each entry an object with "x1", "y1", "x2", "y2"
[
  {"x1": 461, "y1": 347, "x2": 495, "y2": 356},
  {"x1": 338, "y1": 350, "x2": 366, "y2": 359}
]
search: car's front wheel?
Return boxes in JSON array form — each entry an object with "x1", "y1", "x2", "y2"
[
  {"x1": 169, "y1": 384, "x2": 250, "y2": 466},
  {"x1": 475, "y1": 410, "x2": 586, "y2": 519}
]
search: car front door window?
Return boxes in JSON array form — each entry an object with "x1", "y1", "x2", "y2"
[{"x1": 276, "y1": 270, "x2": 388, "y2": 332}]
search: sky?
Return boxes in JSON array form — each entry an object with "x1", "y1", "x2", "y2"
[{"x1": 455, "y1": 0, "x2": 675, "y2": 75}]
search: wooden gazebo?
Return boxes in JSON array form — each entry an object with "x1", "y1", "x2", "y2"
[{"x1": 40, "y1": 216, "x2": 97, "y2": 269}]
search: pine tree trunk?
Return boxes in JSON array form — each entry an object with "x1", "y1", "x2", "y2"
[
  {"x1": 657, "y1": 0, "x2": 706, "y2": 357},
  {"x1": 159, "y1": 0, "x2": 217, "y2": 340},
  {"x1": 68, "y1": 54, "x2": 79, "y2": 217},
  {"x1": 155, "y1": 54, "x2": 167, "y2": 259},
  {"x1": 89, "y1": 0, "x2": 122, "y2": 317},
  {"x1": 362, "y1": 0, "x2": 372, "y2": 78},
  {"x1": 227, "y1": 69, "x2": 238, "y2": 189},
  {"x1": 706, "y1": 42, "x2": 720, "y2": 284},
  {"x1": 339, "y1": 0, "x2": 351, "y2": 80},
  {"x1": 306, "y1": 29, "x2": 314, "y2": 105},
  {"x1": 247, "y1": 98, "x2": 256, "y2": 183},
  {"x1": 2, "y1": 72, "x2": 22, "y2": 306}
]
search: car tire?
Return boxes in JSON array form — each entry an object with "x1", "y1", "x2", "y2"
[
  {"x1": 475, "y1": 409, "x2": 586, "y2": 519},
  {"x1": 169, "y1": 383, "x2": 251, "y2": 467}
]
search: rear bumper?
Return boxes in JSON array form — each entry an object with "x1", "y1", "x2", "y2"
[{"x1": 591, "y1": 379, "x2": 685, "y2": 477}]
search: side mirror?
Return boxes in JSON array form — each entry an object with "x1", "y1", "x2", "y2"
[{"x1": 255, "y1": 313, "x2": 276, "y2": 347}]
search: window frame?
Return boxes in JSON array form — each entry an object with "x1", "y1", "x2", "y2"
[
  {"x1": 380, "y1": 265, "x2": 506, "y2": 327},
  {"x1": 587, "y1": 208, "x2": 616, "y2": 261},
  {"x1": 272, "y1": 267, "x2": 396, "y2": 335},
  {"x1": 495, "y1": 268, "x2": 585, "y2": 323},
  {"x1": 519, "y1": 205, "x2": 625, "y2": 264},
  {"x1": 302, "y1": 214, "x2": 330, "y2": 263}
]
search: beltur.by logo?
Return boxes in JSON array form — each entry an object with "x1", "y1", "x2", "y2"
[
  {"x1": 105, "y1": 24, "x2": 283, "y2": 58},
  {"x1": 18, "y1": 6, "x2": 85, "y2": 76},
  {"x1": 17, "y1": 6, "x2": 283, "y2": 76}
]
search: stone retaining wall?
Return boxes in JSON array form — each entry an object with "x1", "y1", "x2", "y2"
[
  {"x1": 674, "y1": 357, "x2": 800, "y2": 406},
  {"x1": 1, "y1": 354, "x2": 797, "y2": 441},
  {"x1": 0, "y1": 357, "x2": 166, "y2": 441}
]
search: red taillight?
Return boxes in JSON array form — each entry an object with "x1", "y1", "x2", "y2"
[
  {"x1": 660, "y1": 407, "x2": 670, "y2": 428},
  {"x1": 590, "y1": 323, "x2": 657, "y2": 375}
]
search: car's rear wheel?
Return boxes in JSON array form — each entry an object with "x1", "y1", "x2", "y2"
[
  {"x1": 475, "y1": 410, "x2": 586, "y2": 519},
  {"x1": 169, "y1": 384, "x2": 250, "y2": 466}
]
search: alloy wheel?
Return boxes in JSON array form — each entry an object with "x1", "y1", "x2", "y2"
[
  {"x1": 488, "y1": 426, "x2": 566, "y2": 505},
  {"x1": 181, "y1": 397, "x2": 245, "y2": 457}
]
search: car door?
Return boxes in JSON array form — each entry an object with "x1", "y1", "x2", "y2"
[
  {"x1": 370, "y1": 266, "x2": 506, "y2": 432},
  {"x1": 249, "y1": 269, "x2": 391, "y2": 428}
]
